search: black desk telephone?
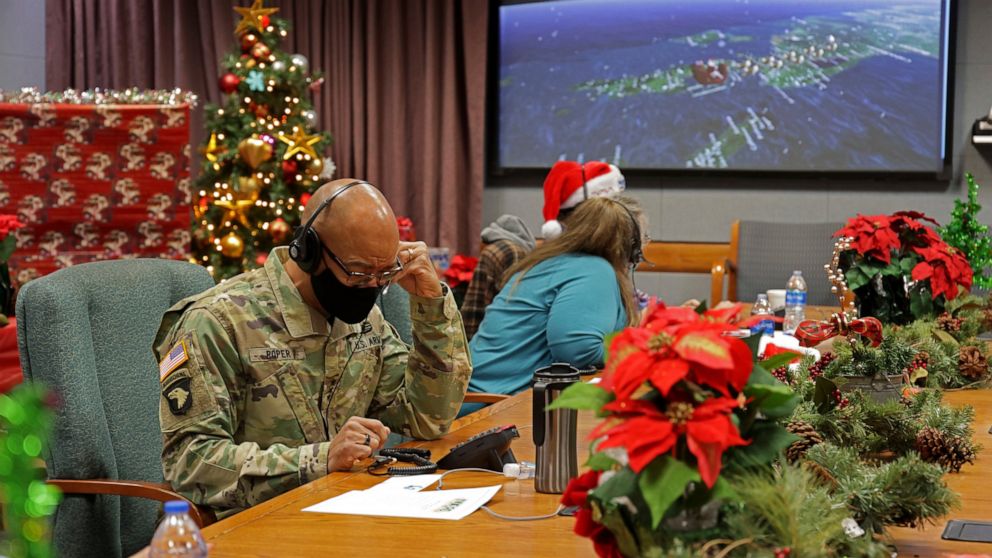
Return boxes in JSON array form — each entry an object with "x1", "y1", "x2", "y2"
[{"x1": 437, "y1": 424, "x2": 520, "y2": 472}]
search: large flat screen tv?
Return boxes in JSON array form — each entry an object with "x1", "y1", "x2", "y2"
[{"x1": 495, "y1": 0, "x2": 955, "y2": 174}]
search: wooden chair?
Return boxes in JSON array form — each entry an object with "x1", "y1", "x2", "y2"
[
  {"x1": 16, "y1": 260, "x2": 217, "y2": 557},
  {"x1": 711, "y1": 220, "x2": 843, "y2": 305},
  {"x1": 636, "y1": 241, "x2": 731, "y2": 304}
]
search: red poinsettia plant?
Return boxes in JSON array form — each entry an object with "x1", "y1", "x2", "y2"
[
  {"x1": 836, "y1": 211, "x2": 972, "y2": 324},
  {"x1": 552, "y1": 302, "x2": 799, "y2": 557}
]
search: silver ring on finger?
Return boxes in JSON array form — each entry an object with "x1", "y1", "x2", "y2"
[{"x1": 362, "y1": 433, "x2": 371, "y2": 446}]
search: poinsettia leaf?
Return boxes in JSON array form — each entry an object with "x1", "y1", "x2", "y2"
[
  {"x1": 637, "y1": 456, "x2": 699, "y2": 528},
  {"x1": 586, "y1": 452, "x2": 619, "y2": 472},
  {"x1": 813, "y1": 377, "x2": 838, "y2": 413},
  {"x1": 742, "y1": 334, "x2": 762, "y2": 360},
  {"x1": 881, "y1": 261, "x2": 903, "y2": 277},
  {"x1": 846, "y1": 267, "x2": 869, "y2": 290},
  {"x1": 932, "y1": 329, "x2": 959, "y2": 347},
  {"x1": 855, "y1": 260, "x2": 883, "y2": 279},
  {"x1": 694, "y1": 300, "x2": 709, "y2": 314},
  {"x1": 746, "y1": 362, "x2": 779, "y2": 387},
  {"x1": 900, "y1": 256, "x2": 917, "y2": 274},
  {"x1": 744, "y1": 382, "x2": 797, "y2": 417},
  {"x1": 724, "y1": 422, "x2": 798, "y2": 470},
  {"x1": 546, "y1": 382, "x2": 613, "y2": 411},
  {"x1": 760, "y1": 352, "x2": 801, "y2": 371},
  {"x1": 674, "y1": 332, "x2": 733, "y2": 369},
  {"x1": 592, "y1": 466, "x2": 638, "y2": 505},
  {"x1": 709, "y1": 476, "x2": 739, "y2": 503},
  {"x1": 0, "y1": 236, "x2": 15, "y2": 263}
]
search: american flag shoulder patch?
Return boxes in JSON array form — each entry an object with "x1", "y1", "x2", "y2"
[{"x1": 159, "y1": 341, "x2": 189, "y2": 381}]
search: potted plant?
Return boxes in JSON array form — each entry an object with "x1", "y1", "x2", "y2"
[
  {"x1": 835, "y1": 212, "x2": 972, "y2": 325},
  {"x1": 550, "y1": 302, "x2": 801, "y2": 556},
  {"x1": 0, "y1": 215, "x2": 25, "y2": 321}
]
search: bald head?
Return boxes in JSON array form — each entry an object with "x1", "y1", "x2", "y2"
[{"x1": 304, "y1": 179, "x2": 400, "y2": 273}]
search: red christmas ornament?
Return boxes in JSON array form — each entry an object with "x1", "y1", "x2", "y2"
[
  {"x1": 259, "y1": 15, "x2": 271, "y2": 29},
  {"x1": 281, "y1": 159, "x2": 298, "y2": 176},
  {"x1": 255, "y1": 253, "x2": 268, "y2": 266},
  {"x1": 300, "y1": 192, "x2": 312, "y2": 206},
  {"x1": 774, "y1": 549, "x2": 792, "y2": 558},
  {"x1": 254, "y1": 104, "x2": 269, "y2": 118},
  {"x1": 269, "y1": 218, "x2": 291, "y2": 243},
  {"x1": 219, "y1": 73, "x2": 241, "y2": 94},
  {"x1": 240, "y1": 33, "x2": 258, "y2": 52}
]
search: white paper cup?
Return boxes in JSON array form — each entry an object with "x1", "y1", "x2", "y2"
[{"x1": 766, "y1": 289, "x2": 786, "y2": 311}]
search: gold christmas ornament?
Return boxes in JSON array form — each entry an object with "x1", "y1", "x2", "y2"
[
  {"x1": 251, "y1": 42, "x2": 271, "y2": 60},
  {"x1": 238, "y1": 136, "x2": 273, "y2": 169},
  {"x1": 220, "y1": 232, "x2": 246, "y2": 259},
  {"x1": 277, "y1": 128, "x2": 321, "y2": 160},
  {"x1": 233, "y1": 0, "x2": 279, "y2": 36},
  {"x1": 236, "y1": 176, "x2": 262, "y2": 202},
  {"x1": 200, "y1": 132, "x2": 226, "y2": 163},
  {"x1": 306, "y1": 156, "x2": 323, "y2": 176}
]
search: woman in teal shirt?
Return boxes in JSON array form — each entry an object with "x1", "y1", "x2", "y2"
[{"x1": 465, "y1": 197, "x2": 645, "y2": 411}]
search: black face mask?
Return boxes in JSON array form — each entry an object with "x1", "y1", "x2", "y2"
[{"x1": 310, "y1": 268, "x2": 381, "y2": 325}]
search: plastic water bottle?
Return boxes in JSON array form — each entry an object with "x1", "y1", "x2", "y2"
[
  {"x1": 149, "y1": 501, "x2": 207, "y2": 558},
  {"x1": 750, "y1": 294, "x2": 774, "y2": 336},
  {"x1": 784, "y1": 270, "x2": 807, "y2": 335},
  {"x1": 503, "y1": 461, "x2": 536, "y2": 479}
]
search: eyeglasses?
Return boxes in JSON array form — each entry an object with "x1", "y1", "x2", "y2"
[{"x1": 321, "y1": 245, "x2": 404, "y2": 287}]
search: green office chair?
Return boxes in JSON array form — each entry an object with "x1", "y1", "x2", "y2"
[{"x1": 16, "y1": 259, "x2": 215, "y2": 558}]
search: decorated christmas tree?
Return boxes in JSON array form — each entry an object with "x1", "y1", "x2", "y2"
[
  {"x1": 941, "y1": 172, "x2": 992, "y2": 289},
  {"x1": 193, "y1": 0, "x2": 332, "y2": 279}
]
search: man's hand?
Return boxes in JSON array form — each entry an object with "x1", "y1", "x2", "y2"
[
  {"x1": 394, "y1": 241, "x2": 444, "y2": 298},
  {"x1": 327, "y1": 416, "x2": 391, "y2": 471}
]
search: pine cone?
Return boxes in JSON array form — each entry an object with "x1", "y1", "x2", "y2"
[
  {"x1": 937, "y1": 312, "x2": 963, "y2": 333},
  {"x1": 983, "y1": 306, "x2": 992, "y2": 332},
  {"x1": 785, "y1": 419, "x2": 823, "y2": 463},
  {"x1": 959, "y1": 346, "x2": 989, "y2": 381},
  {"x1": 915, "y1": 426, "x2": 977, "y2": 473}
]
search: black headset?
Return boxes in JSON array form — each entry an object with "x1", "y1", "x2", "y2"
[
  {"x1": 579, "y1": 165, "x2": 643, "y2": 268},
  {"x1": 288, "y1": 180, "x2": 370, "y2": 274}
]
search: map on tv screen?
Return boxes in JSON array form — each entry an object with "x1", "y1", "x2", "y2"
[{"x1": 497, "y1": 0, "x2": 951, "y2": 172}]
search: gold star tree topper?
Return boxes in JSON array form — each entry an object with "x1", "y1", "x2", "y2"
[
  {"x1": 278, "y1": 128, "x2": 321, "y2": 160},
  {"x1": 234, "y1": 0, "x2": 279, "y2": 36}
]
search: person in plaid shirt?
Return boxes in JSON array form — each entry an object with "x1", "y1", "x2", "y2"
[{"x1": 462, "y1": 219, "x2": 533, "y2": 339}]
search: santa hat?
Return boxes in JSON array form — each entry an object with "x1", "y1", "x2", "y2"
[{"x1": 542, "y1": 161, "x2": 625, "y2": 238}]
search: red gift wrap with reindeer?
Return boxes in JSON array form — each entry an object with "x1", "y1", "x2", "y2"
[{"x1": 0, "y1": 89, "x2": 196, "y2": 287}]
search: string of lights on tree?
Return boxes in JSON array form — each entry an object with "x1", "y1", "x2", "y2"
[{"x1": 194, "y1": 0, "x2": 333, "y2": 279}]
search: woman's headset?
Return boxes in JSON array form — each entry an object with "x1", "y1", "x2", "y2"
[{"x1": 287, "y1": 180, "x2": 370, "y2": 274}]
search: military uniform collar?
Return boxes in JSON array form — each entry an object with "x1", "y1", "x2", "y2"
[{"x1": 264, "y1": 247, "x2": 367, "y2": 340}]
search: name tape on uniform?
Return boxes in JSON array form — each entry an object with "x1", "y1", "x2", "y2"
[
  {"x1": 248, "y1": 347, "x2": 307, "y2": 363},
  {"x1": 159, "y1": 341, "x2": 189, "y2": 381}
]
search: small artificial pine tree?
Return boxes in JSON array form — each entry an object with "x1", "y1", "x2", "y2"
[
  {"x1": 941, "y1": 172, "x2": 992, "y2": 289},
  {"x1": 193, "y1": 0, "x2": 332, "y2": 280}
]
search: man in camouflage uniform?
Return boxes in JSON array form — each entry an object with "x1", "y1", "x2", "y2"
[{"x1": 154, "y1": 179, "x2": 471, "y2": 516}]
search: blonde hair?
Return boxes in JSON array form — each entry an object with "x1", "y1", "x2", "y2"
[{"x1": 504, "y1": 196, "x2": 642, "y2": 327}]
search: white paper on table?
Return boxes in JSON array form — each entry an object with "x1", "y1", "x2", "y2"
[
  {"x1": 302, "y1": 485, "x2": 502, "y2": 521},
  {"x1": 362, "y1": 474, "x2": 442, "y2": 494}
]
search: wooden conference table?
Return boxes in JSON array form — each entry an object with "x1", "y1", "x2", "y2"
[{"x1": 201, "y1": 383, "x2": 992, "y2": 557}]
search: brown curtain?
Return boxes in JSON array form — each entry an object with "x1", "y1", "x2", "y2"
[{"x1": 46, "y1": 0, "x2": 488, "y2": 253}]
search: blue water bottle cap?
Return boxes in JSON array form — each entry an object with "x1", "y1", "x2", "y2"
[{"x1": 164, "y1": 500, "x2": 190, "y2": 514}]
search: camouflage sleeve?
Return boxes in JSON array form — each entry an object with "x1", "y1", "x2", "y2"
[
  {"x1": 367, "y1": 286, "x2": 471, "y2": 439},
  {"x1": 157, "y1": 308, "x2": 331, "y2": 512}
]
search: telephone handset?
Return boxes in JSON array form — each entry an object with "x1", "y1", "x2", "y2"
[{"x1": 437, "y1": 424, "x2": 520, "y2": 472}]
